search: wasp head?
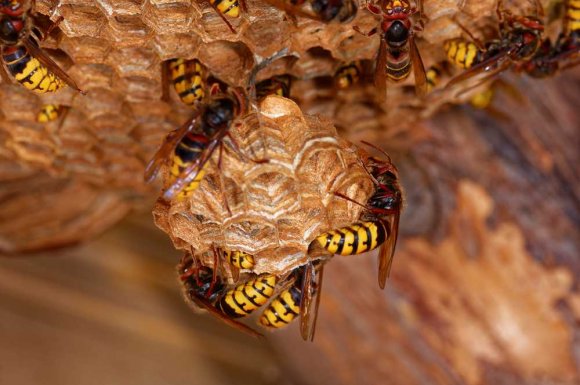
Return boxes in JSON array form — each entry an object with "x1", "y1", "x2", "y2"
[
  {"x1": 366, "y1": 157, "x2": 402, "y2": 215},
  {"x1": 179, "y1": 259, "x2": 225, "y2": 301}
]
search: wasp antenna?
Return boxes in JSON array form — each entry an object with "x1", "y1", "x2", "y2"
[
  {"x1": 333, "y1": 192, "x2": 368, "y2": 210},
  {"x1": 360, "y1": 141, "x2": 393, "y2": 162}
]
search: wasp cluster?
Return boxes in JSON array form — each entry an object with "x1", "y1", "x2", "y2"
[{"x1": 0, "y1": 0, "x2": 577, "y2": 336}]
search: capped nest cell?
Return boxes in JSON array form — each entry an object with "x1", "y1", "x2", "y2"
[{"x1": 153, "y1": 96, "x2": 375, "y2": 275}]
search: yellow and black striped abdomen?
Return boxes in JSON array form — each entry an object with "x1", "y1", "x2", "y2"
[
  {"x1": 37, "y1": 104, "x2": 62, "y2": 123},
  {"x1": 3, "y1": 46, "x2": 65, "y2": 93},
  {"x1": 444, "y1": 39, "x2": 482, "y2": 70},
  {"x1": 259, "y1": 285, "x2": 301, "y2": 329},
  {"x1": 334, "y1": 62, "x2": 361, "y2": 89},
  {"x1": 426, "y1": 64, "x2": 442, "y2": 92},
  {"x1": 315, "y1": 221, "x2": 387, "y2": 256},
  {"x1": 386, "y1": 57, "x2": 411, "y2": 82},
  {"x1": 565, "y1": 0, "x2": 580, "y2": 34},
  {"x1": 224, "y1": 250, "x2": 255, "y2": 270},
  {"x1": 169, "y1": 134, "x2": 209, "y2": 199},
  {"x1": 169, "y1": 59, "x2": 204, "y2": 107},
  {"x1": 219, "y1": 275, "x2": 278, "y2": 318},
  {"x1": 210, "y1": 0, "x2": 240, "y2": 17}
]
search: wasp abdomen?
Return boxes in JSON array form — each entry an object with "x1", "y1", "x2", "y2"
[
  {"x1": 334, "y1": 62, "x2": 361, "y2": 89},
  {"x1": 210, "y1": 0, "x2": 241, "y2": 17},
  {"x1": 315, "y1": 221, "x2": 388, "y2": 256},
  {"x1": 219, "y1": 275, "x2": 278, "y2": 318},
  {"x1": 224, "y1": 250, "x2": 255, "y2": 270},
  {"x1": 169, "y1": 59, "x2": 204, "y2": 107},
  {"x1": 37, "y1": 104, "x2": 62, "y2": 122},
  {"x1": 444, "y1": 39, "x2": 483, "y2": 70},
  {"x1": 259, "y1": 285, "x2": 301, "y2": 328},
  {"x1": 386, "y1": 58, "x2": 411, "y2": 81},
  {"x1": 3, "y1": 46, "x2": 65, "y2": 93}
]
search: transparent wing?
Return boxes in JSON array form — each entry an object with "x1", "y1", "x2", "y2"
[
  {"x1": 374, "y1": 38, "x2": 388, "y2": 104},
  {"x1": 300, "y1": 262, "x2": 324, "y2": 342},
  {"x1": 378, "y1": 212, "x2": 399, "y2": 290},
  {"x1": 144, "y1": 113, "x2": 200, "y2": 183},
  {"x1": 161, "y1": 126, "x2": 227, "y2": 201},
  {"x1": 410, "y1": 35, "x2": 428, "y2": 98},
  {"x1": 186, "y1": 294, "x2": 264, "y2": 338},
  {"x1": 23, "y1": 37, "x2": 84, "y2": 93}
]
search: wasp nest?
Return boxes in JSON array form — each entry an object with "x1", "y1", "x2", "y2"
[
  {"x1": 153, "y1": 96, "x2": 374, "y2": 275},
  {"x1": 0, "y1": 0, "x2": 556, "y2": 249}
]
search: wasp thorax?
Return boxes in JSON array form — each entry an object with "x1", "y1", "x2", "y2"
[
  {"x1": 387, "y1": 21, "x2": 409, "y2": 47},
  {"x1": 513, "y1": 29, "x2": 542, "y2": 60},
  {"x1": 202, "y1": 97, "x2": 236, "y2": 135},
  {"x1": 0, "y1": 16, "x2": 23, "y2": 45}
]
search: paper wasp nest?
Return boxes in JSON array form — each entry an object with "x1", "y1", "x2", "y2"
[
  {"x1": 153, "y1": 96, "x2": 375, "y2": 275},
  {"x1": 0, "y1": 0, "x2": 556, "y2": 250}
]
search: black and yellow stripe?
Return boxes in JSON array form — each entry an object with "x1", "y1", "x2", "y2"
[
  {"x1": 444, "y1": 39, "x2": 483, "y2": 70},
  {"x1": 169, "y1": 133, "x2": 208, "y2": 200},
  {"x1": 259, "y1": 284, "x2": 301, "y2": 328},
  {"x1": 565, "y1": 0, "x2": 580, "y2": 35},
  {"x1": 37, "y1": 104, "x2": 62, "y2": 123},
  {"x1": 314, "y1": 221, "x2": 387, "y2": 256},
  {"x1": 219, "y1": 275, "x2": 278, "y2": 318},
  {"x1": 169, "y1": 58, "x2": 205, "y2": 107},
  {"x1": 255, "y1": 75, "x2": 291, "y2": 99},
  {"x1": 334, "y1": 62, "x2": 361, "y2": 89},
  {"x1": 223, "y1": 250, "x2": 255, "y2": 270},
  {"x1": 2, "y1": 46, "x2": 65, "y2": 93},
  {"x1": 210, "y1": 0, "x2": 240, "y2": 17},
  {"x1": 386, "y1": 57, "x2": 411, "y2": 81},
  {"x1": 426, "y1": 64, "x2": 443, "y2": 92}
]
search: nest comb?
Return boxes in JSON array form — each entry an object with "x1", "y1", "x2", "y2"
[
  {"x1": 0, "y1": 0, "x2": 551, "y2": 252},
  {"x1": 153, "y1": 96, "x2": 375, "y2": 275}
]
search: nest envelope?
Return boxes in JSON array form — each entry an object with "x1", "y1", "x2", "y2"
[{"x1": 153, "y1": 96, "x2": 375, "y2": 276}]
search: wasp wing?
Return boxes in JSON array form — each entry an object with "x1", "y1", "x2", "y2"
[
  {"x1": 378, "y1": 212, "x2": 399, "y2": 290},
  {"x1": 23, "y1": 37, "x2": 83, "y2": 93},
  {"x1": 144, "y1": 112, "x2": 200, "y2": 183},
  {"x1": 161, "y1": 126, "x2": 226, "y2": 201},
  {"x1": 410, "y1": 35, "x2": 428, "y2": 98},
  {"x1": 445, "y1": 48, "x2": 512, "y2": 91},
  {"x1": 374, "y1": 37, "x2": 388, "y2": 104},
  {"x1": 185, "y1": 293, "x2": 264, "y2": 338},
  {"x1": 300, "y1": 261, "x2": 324, "y2": 342}
]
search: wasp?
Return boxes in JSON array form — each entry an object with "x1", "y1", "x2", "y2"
[
  {"x1": 264, "y1": 0, "x2": 358, "y2": 24},
  {"x1": 0, "y1": 0, "x2": 82, "y2": 93},
  {"x1": 179, "y1": 253, "x2": 325, "y2": 341},
  {"x1": 310, "y1": 143, "x2": 402, "y2": 289},
  {"x1": 37, "y1": 103, "x2": 64, "y2": 122},
  {"x1": 255, "y1": 74, "x2": 292, "y2": 99},
  {"x1": 445, "y1": 0, "x2": 545, "y2": 89},
  {"x1": 178, "y1": 253, "x2": 264, "y2": 338},
  {"x1": 161, "y1": 58, "x2": 205, "y2": 108},
  {"x1": 222, "y1": 249, "x2": 255, "y2": 270},
  {"x1": 334, "y1": 61, "x2": 363, "y2": 89},
  {"x1": 258, "y1": 260, "x2": 324, "y2": 341},
  {"x1": 145, "y1": 82, "x2": 249, "y2": 201},
  {"x1": 516, "y1": 0, "x2": 579, "y2": 78},
  {"x1": 204, "y1": 0, "x2": 247, "y2": 33},
  {"x1": 353, "y1": 0, "x2": 427, "y2": 101}
]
